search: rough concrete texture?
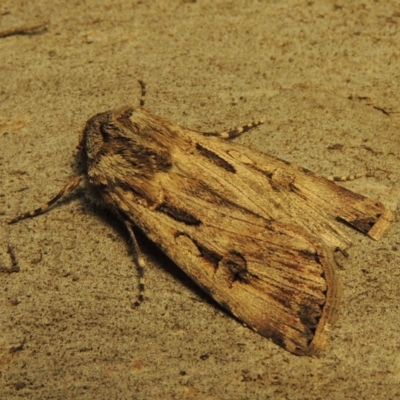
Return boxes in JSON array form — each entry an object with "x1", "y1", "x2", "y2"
[{"x1": 1, "y1": 1, "x2": 399, "y2": 399}]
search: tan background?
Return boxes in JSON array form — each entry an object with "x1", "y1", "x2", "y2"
[{"x1": 1, "y1": 1, "x2": 400, "y2": 399}]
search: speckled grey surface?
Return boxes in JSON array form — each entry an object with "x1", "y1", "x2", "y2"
[{"x1": 1, "y1": 1, "x2": 399, "y2": 399}]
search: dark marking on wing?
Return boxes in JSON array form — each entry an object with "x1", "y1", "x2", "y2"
[
  {"x1": 192, "y1": 240, "x2": 222, "y2": 268},
  {"x1": 156, "y1": 203, "x2": 201, "y2": 225},
  {"x1": 298, "y1": 303, "x2": 322, "y2": 336},
  {"x1": 196, "y1": 143, "x2": 236, "y2": 173},
  {"x1": 299, "y1": 249, "x2": 322, "y2": 265},
  {"x1": 345, "y1": 215, "x2": 378, "y2": 233},
  {"x1": 223, "y1": 251, "x2": 251, "y2": 285}
]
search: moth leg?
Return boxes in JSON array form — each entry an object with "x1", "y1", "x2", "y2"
[
  {"x1": 9, "y1": 176, "x2": 82, "y2": 224},
  {"x1": 201, "y1": 120, "x2": 264, "y2": 140},
  {"x1": 137, "y1": 79, "x2": 146, "y2": 106},
  {"x1": 123, "y1": 220, "x2": 146, "y2": 308}
]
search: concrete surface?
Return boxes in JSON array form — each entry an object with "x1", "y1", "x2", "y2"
[{"x1": 1, "y1": 1, "x2": 399, "y2": 399}]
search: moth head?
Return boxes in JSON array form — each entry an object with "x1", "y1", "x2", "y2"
[
  {"x1": 78, "y1": 107, "x2": 138, "y2": 163},
  {"x1": 78, "y1": 109, "x2": 126, "y2": 163},
  {"x1": 77, "y1": 106, "x2": 175, "y2": 188}
]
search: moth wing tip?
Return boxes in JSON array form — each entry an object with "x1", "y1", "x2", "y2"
[{"x1": 368, "y1": 208, "x2": 395, "y2": 240}]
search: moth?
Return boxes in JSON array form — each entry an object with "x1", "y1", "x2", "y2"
[{"x1": 10, "y1": 81, "x2": 393, "y2": 356}]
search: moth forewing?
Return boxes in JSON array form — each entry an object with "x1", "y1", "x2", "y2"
[
  {"x1": 120, "y1": 181, "x2": 341, "y2": 355},
  {"x1": 174, "y1": 130, "x2": 393, "y2": 251},
  {"x1": 10, "y1": 84, "x2": 392, "y2": 356}
]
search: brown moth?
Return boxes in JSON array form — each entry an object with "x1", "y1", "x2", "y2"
[{"x1": 10, "y1": 81, "x2": 393, "y2": 356}]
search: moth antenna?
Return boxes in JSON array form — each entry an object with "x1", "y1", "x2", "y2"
[
  {"x1": 9, "y1": 176, "x2": 82, "y2": 224},
  {"x1": 124, "y1": 221, "x2": 146, "y2": 308},
  {"x1": 201, "y1": 119, "x2": 264, "y2": 140},
  {"x1": 327, "y1": 173, "x2": 363, "y2": 182},
  {"x1": 138, "y1": 79, "x2": 146, "y2": 107}
]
